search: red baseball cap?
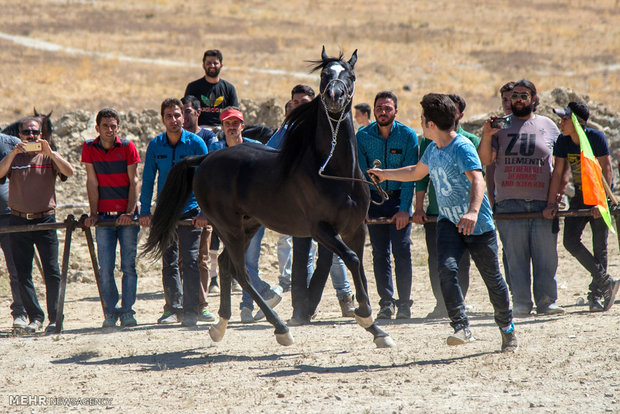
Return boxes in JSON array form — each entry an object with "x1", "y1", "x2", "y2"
[{"x1": 220, "y1": 108, "x2": 244, "y2": 123}]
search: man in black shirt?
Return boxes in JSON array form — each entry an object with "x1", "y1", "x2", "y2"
[{"x1": 184, "y1": 49, "x2": 239, "y2": 127}]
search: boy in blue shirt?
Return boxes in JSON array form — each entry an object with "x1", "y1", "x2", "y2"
[{"x1": 369, "y1": 93, "x2": 517, "y2": 352}]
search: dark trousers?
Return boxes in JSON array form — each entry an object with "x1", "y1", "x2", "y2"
[
  {"x1": 424, "y1": 221, "x2": 470, "y2": 310},
  {"x1": 0, "y1": 214, "x2": 23, "y2": 317},
  {"x1": 436, "y1": 219, "x2": 511, "y2": 329},
  {"x1": 368, "y1": 192, "x2": 412, "y2": 307},
  {"x1": 291, "y1": 237, "x2": 332, "y2": 317},
  {"x1": 563, "y1": 197, "x2": 610, "y2": 296},
  {"x1": 10, "y1": 214, "x2": 61, "y2": 323}
]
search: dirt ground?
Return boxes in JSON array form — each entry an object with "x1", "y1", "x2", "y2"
[{"x1": 0, "y1": 224, "x2": 618, "y2": 413}]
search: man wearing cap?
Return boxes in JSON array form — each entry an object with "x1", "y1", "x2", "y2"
[
  {"x1": 543, "y1": 102, "x2": 619, "y2": 312},
  {"x1": 208, "y1": 107, "x2": 283, "y2": 323},
  {"x1": 139, "y1": 98, "x2": 210, "y2": 327},
  {"x1": 184, "y1": 49, "x2": 239, "y2": 128},
  {"x1": 479, "y1": 79, "x2": 563, "y2": 317}
]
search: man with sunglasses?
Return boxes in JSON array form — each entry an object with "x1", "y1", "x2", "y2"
[
  {"x1": 0, "y1": 117, "x2": 74, "y2": 333},
  {"x1": 478, "y1": 79, "x2": 563, "y2": 317}
]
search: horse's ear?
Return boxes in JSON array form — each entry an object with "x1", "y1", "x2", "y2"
[
  {"x1": 34, "y1": 107, "x2": 39, "y2": 117},
  {"x1": 321, "y1": 46, "x2": 328, "y2": 61},
  {"x1": 348, "y1": 50, "x2": 358, "y2": 69},
  {"x1": 46, "y1": 110, "x2": 52, "y2": 117}
]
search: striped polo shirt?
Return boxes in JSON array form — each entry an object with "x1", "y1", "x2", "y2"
[{"x1": 81, "y1": 136, "x2": 141, "y2": 213}]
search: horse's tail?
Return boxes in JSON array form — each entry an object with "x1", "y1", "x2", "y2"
[{"x1": 142, "y1": 154, "x2": 208, "y2": 258}]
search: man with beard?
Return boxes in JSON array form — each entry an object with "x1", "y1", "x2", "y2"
[
  {"x1": 184, "y1": 49, "x2": 239, "y2": 128},
  {"x1": 357, "y1": 91, "x2": 418, "y2": 320},
  {"x1": 478, "y1": 79, "x2": 564, "y2": 317}
]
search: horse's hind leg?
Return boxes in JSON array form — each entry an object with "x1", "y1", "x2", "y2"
[
  {"x1": 314, "y1": 222, "x2": 395, "y2": 348},
  {"x1": 209, "y1": 249, "x2": 232, "y2": 342}
]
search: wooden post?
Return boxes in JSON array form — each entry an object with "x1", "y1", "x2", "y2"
[
  {"x1": 78, "y1": 214, "x2": 106, "y2": 315},
  {"x1": 54, "y1": 215, "x2": 78, "y2": 333}
]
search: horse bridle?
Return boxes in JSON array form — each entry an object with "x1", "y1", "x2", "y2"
[{"x1": 317, "y1": 77, "x2": 388, "y2": 205}]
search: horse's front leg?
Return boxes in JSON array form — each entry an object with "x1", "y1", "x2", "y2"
[
  {"x1": 316, "y1": 222, "x2": 395, "y2": 348},
  {"x1": 209, "y1": 249, "x2": 232, "y2": 342}
]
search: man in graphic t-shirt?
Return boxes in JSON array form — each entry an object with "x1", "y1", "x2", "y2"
[{"x1": 184, "y1": 49, "x2": 239, "y2": 128}]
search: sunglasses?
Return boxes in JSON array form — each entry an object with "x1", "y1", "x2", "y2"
[
  {"x1": 20, "y1": 129, "x2": 41, "y2": 136},
  {"x1": 510, "y1": 93, "x2": 530, "y2": 101}
]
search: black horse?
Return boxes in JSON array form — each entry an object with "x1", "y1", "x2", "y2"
[
  {"x1": 2, "y1": 109, "x2": 54, "y2": 145},
  {"x1": 144, "y1": 48, "x2": 394, "y2": 348}
]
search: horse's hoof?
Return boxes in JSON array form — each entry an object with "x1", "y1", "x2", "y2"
[
  {"x1": 208, "y1": 318, "x2": 229, "y2": 342},
  {"x1": 374, "y1": 335, "x2": 396, "y2": 348},
  {"x1": 355, "y1": 314, "x2": 374, "y2": 329},
  {"x1": 275, "y1": 331, "x2": 294, "y2": 346}
]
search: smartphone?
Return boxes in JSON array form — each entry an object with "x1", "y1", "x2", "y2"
[
  {"x1": 490, "y1": 115, "x2": 512, "y2": 129},
  {"x1": 23, "y1": 141, "x2": 42, "y2": 152}
]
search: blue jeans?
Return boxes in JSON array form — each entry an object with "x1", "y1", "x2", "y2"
[
  {"x1": 367, "y1": 193, "x2": 412, "y2": 307},
  {"x1": 162, "y1": 217, "x2": 202, "y2": 317},
  {"x1": 495, "y1": 199, "x2": 559, "y2": 312},
  {"x1": 95, "y1": 216, "x2": 140, "y2": 316},
  {"x1": 0, "y1": 214, "x2": 23, "y2": 317},
  {"x1": 308, "y1": 240, "x2": 353, "y2": 300},
  {"x1": 563, "y1": 196, "x2": 610, "y2": 296},
  {"x1": 437, "y1": 219, "x2": 512, "y2": 329},
  {"x1": 241, "y1": 226, "x2": 272, "y2": 310},
  {"x1": 276, "y1": 234, "x2": 292, "y2": 289}
]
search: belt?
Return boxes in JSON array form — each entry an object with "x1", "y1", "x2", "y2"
[
  {"x1": 11, "y1": 209, "x2": 55, "y2": 220},
  {"x1": 98, "y1": 211, "x2": 125, "y2": 216}
]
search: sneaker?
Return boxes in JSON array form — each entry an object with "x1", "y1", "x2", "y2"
[
  {"x1": 181, "y1": 312, "x2": 197, "y2": 327},
  {"x1": 395, "y1": 305, "x2": 411, "y2": 320},
  {"x1": 24, "y1": 319, "x2": 43, "y2": 333},
  {"x1": 157, "y1": 311, "x2": 180, "y2": 325},
  {"x1": 198, "y1": 308, "x2": 216, "y2": 322},
  {"x1": 254, "y1": 287, "x2": 283, "y2": 321},
  {"x1": 120, "y1": 313, "x2": 137, "y2": 327},
  {"x1": 240, "y1": 307, "x2": 256, "y2": 323},
  {"x1": 537, "y1": 303, "x2": 565, "y2": 315},
  {"x1": 12, "y1": 314, "x2": 28, "y2": 329},
  {"x1": 588, "y1": 296, "x2": 605, "y2": 312},
  {"x1": 376, "y1": 303, "x2": 395, "y2": 320},
  {"x1": 425, "y1": 306, "x2": 448, "y2": 319},
  {"x1": 102, "y1": 314, "x2": 118, "y2": 328},
  {"x1": 232, "y1": 279, "x2": 243, "y2": 293},
  {"x1": 287, "y1": 314, "x2": 311, "y2": 326},
  {"x1": 208, "y1": 279, "x2": 220, "y2": 294},
  {"x1": 513, "y1": 305, "x2": 532, "y2": 317},
  {"x1": 45, "y1": 323, "x2": 57, "y2": 334},
  {"x1": 500, "y1": 324, "x2": 518, "y2": 353},
  {"x1": 339, "y1": 294, "x2": 356, "y2": 318},
  {"x1": 446, "y1": 325, "x2": 475, "y2": 346},
  {"x1": 602, "y1": 278, "x2": 620, "y2": 311}
]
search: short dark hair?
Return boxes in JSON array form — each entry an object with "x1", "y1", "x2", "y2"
[
  {"x1": 354, "y1": 103, "x2": 371, "y2": 116},
  {"x1": 202, "y1": 49, "x2": 223, "y2": 64},
  {"x1": 291, "y1": 84, "x2": 315, "y2": 99},
  {"x1": 420, "y1": 93, "x2": 457, "y2": 132},
  {"x1": 96, "y1": 108, "x2": 120, "y2": 126},
  {"x1": 374, "y1": 91, "x2": 398, "y2": 110},
  {"x1": 500, "y1": 81, "x2": 515, "y2": 95},
  {"x1": 181, "y1": 95, "x2": 201, "y2": 111},
  {"x1": 568, "y1": 101, "x2": 590, "y2": 124},
  {"x1": 19, "y1": 116, "x2": 41, "y2": 132},
  {"x1": 160, "y1": 98, "x2": 183, "y2": 117},
  {"x1": 447, "y1": 94, "x2": 466, "y2": 113},
  {"x1": 513, "y1": 79, "x2": 539, "y2": 111}
]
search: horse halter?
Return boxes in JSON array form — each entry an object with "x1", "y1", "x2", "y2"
[{"x1": 317, "y1": 74, "x2": 388, "y2": 206}]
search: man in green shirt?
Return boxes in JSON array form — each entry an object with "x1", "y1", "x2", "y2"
[{"x1": 414, "y1": 94, "x2": 480, "y2": 318}]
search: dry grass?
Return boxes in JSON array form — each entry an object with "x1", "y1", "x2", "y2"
[{"x1": 0, "y1": 0, "x2": 618, "y2": 128}]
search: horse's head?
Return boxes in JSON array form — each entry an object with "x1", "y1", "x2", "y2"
[
  {"x1": 314, "y1": 47, "x2": 357, "y2": 114},
  {"x1": 34, "y1": 108, "x2": 54, "y2": 143}
]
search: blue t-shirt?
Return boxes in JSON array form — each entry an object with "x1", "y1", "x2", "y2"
[
  {"x1": 420, "y1": 134, "x2": 495, "y2": 234},
  {"x1": 0, "y1": 134, "x2": 20, "y2": 215},
  {"x1": 197, "y1": 127, "x2": 218, "y2": 148},
  {"x1": 208, "y1": 136, "x2": 262, "y2": 152}
]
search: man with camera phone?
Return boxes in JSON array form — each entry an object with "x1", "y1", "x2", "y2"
[{"x1": 0, "y1": 117, "x2": 74, "y2": 333}]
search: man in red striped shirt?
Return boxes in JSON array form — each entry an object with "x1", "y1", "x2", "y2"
[{"x1": 81, "y1": 108, "x2": 141, "y2": 328}]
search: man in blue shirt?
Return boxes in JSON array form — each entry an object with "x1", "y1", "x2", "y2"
[
  {"x1": 368, "y1": 93, "x2": 517, "y2": 353},
  {"x1": 139, "y1": 98, "x2": 209, "y2": 327},
  {"x1": 543, "y1": 102, "x2": 619, "y2": 312},
  {"x1": 357, "y1": 91, "x2": 418, "y2": 320}
]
